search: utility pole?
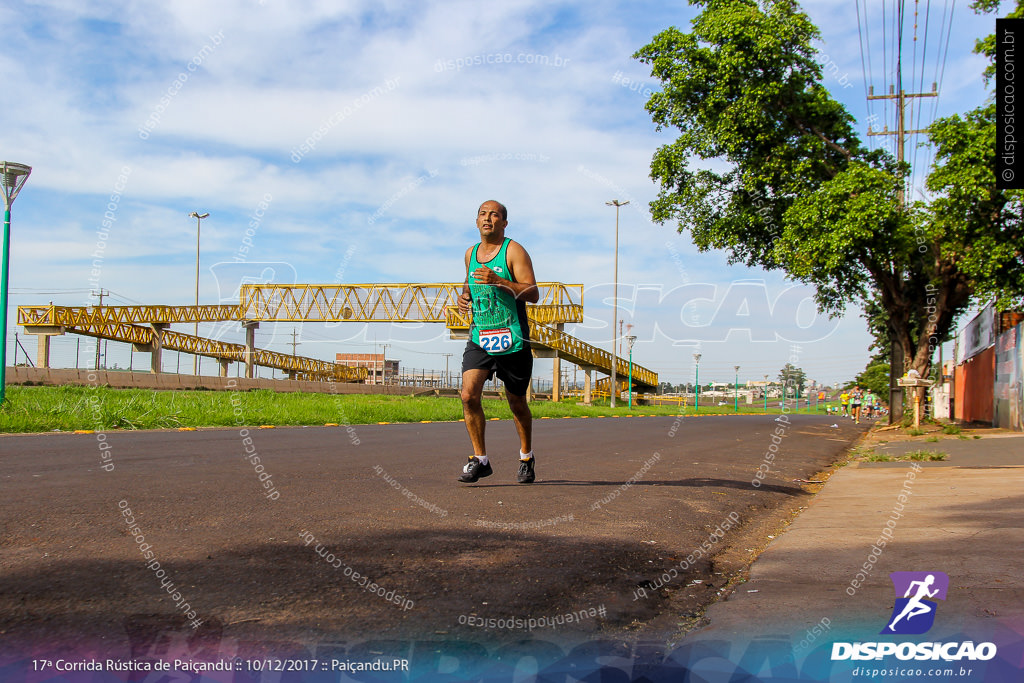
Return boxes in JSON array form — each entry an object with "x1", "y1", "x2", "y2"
[
  {"x1": 606, "y1": 199, "x2": 628, "y2": 407},
  {"x1": 867, "y1": 82, "x2": 937, "y2": 424},
  {"x1": 290, "y1": 328, "x2": 300, "y2": 356},
  {"x1": 189, "y1": 211, "x2": 209, "y2": 376},
  {"x1": 442, "y1": 353, "x2": 452, "y2": 388},
  {"x1": 91, "y1": 289, "x2": 107, "y2": 370}
]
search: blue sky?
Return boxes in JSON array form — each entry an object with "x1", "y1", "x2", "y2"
[{"x1": 2, "y1": 0, "x2": 994, "y2": 387}]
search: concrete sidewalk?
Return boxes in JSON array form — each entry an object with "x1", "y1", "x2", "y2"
[{"x1": 679, "y1": 428, "x2": 1024, "y2": 679}]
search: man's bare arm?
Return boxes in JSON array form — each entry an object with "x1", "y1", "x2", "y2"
[{"x1": 471, "y1": 241, "x2": 539, "y2": 303}]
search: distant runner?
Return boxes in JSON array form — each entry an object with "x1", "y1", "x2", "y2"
[
  {"x1": 850, "y1": 387, "x2": 863, "y2": 424},
  {"x1": 457, "y1": 200, "x2": 539, "y2": 484}
]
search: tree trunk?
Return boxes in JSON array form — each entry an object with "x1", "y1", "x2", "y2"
[{"x1": 889, "y1": 336, "x2": 904, "y2": 423}]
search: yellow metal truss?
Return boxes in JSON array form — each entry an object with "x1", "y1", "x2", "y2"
[
  {"x1": 17, "y1": 304, "x2": 239, "y2": 326},
  {"x1": 18, "y1": 283, "x2": 584, "y2": 325},
  {"x1": 530, "y1": 321, "x2": 657, "y2": 390},
  {"x1": 17, "y1": 281, "x2": 656, "y2": 388},
  {"x1": 238, "y1": 282, "x2": 584, "y2": 322},
  {"x1": 57, "y1": 322, "x2": 367, "y2": 382}
]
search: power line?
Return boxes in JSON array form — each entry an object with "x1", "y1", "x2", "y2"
[
  {"x1": 882, "y1": 0, "x2": 889, "y2": 141},
  {"x1": 856, "y1": 0, "x2": 877, "y2": 151},
  {"x1": 909, "y1": 0, "x2": 933, "y2": 196},
  {"x1": 10, "y1": 288, "x2": 94, "y2": 294},
  {"x1": 931, "y1": 0, "x2": 956, "y2": 127}
]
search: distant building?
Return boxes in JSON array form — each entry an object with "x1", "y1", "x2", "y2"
[{"x1": 335, "y1": 353, "x2": 399, "y2": 385}]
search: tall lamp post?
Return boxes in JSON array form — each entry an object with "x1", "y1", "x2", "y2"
[
  {"x1": 693, "y1": 353, "x2": 701, "y2": 413},
  {"x1": 606, "y1": 200, "x2": 628, "y2": 408},
  {"x1": 626, "y1": 334, "x2": 637, "y2": 409},
  {"x1": 189, "y1": 211, "x2": 209, "y2": 375},
  {"x1": 1, "y1": 162, "x2": 32, "y2": 404},
  {"x1": 763, "y1": 374, "x2": 769, "y2": 412},
  {"x1": 734, "y1": 365, "x2": 740, "y2": 412}
]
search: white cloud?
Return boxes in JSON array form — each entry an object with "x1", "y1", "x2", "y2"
[{"x1": 2, "y1": 0, "x2": 988, "y2": 385}]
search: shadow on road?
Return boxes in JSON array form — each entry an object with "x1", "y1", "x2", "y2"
[
  {"x1": 472, "y1": 478, "x2": 808, "y2": 496},
  {"x1": 0, "y1": 527, "x2": 720, "y2": 652}
]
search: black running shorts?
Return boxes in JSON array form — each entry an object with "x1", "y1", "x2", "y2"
[{"x1": 461, "y1": 341, "x2": 533, "y2": 396}]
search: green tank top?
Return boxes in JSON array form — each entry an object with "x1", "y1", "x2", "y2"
[{"x1": 468, "y1": 238, "x2": 529, "y2": 355}]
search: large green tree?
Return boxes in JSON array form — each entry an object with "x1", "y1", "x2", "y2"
[
  {"x1": 635, "y1": 0, "x2": 1023, "y2": 411},
  {"x1": 855, "y1": 361, "x2": 890, "y2": 398},
  {"x1": 778, "y1": 362, "x2": 806, "y2": 395}
]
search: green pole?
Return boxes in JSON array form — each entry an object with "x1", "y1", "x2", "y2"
[
  {"x1": 764, "y1": 384, "x2": 768, "y2": 412},
  {"x1": 782, "y1": 381, "x2": 787, "y2": 414},
  {"x1": 0, "y1": 207, "x2": 10, "y2": 403},
  {"x1": 695, "y1": 364, "x2": 699, "y2": 413},
  {"x1": 734, "y1": 368, "x2": 739, "y2": 412}
]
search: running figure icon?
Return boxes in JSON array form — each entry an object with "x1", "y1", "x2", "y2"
[
  {"x1": 888, "y1": 574, "x2": 939, "y2": 631},
  {"x1": 882, "y1": 571, "x2": 949, "y2": 635}
]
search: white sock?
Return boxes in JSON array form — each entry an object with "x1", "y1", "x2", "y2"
[
  {"x1": 520, "y1": 451, "x2": 533, "y2": 461},
  {"x1": 475, "y1": 455, "x2": 489, "y2": 465}
]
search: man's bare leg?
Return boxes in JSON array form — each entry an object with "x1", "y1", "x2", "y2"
[
  {"x1": 506, "y1": 391, "x2": 533, "y2": 455},
  {"x1": 507, "y1": 390, "x2": 535, "y2": 483},
  {"x1": 461, "y1": 368, "x2": 490, "y2": 456}
]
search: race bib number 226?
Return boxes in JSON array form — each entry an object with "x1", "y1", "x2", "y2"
[{"x1": 479, "y1": 327, "x2": 512, "y2": 353}]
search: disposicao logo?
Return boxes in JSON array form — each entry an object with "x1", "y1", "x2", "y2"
[
  {"x1": 882, "y1": 571, "x2": 948, "y2": 635},
  {"x1": 831, "y1": 571, "x2": 997, "y2": 662}
]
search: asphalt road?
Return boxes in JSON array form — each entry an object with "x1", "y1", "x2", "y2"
[{"x1": 0, "y1": 413, "x2": 869, "y2": 658}]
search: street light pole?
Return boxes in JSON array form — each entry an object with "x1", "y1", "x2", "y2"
[
  {"x1": 189, "y1": 212, "x2": 209, "y2": 375},
  {"x1": 764, "y1": 374, "x2": 769, "y2": 412},
  {"x1": 626, "y1": 335, "x2": 637, "y2": 409},
  {"x1": 734, "y1": 365, "x2": 740, "y2": 412},
  {"x1": 606, "y1": 200, "x2": 628, "y2": 408},
  {"x1": 1, "y1": 162, "x2": 32, "y2": 404},
  {"x1": 693, "y1": 353, "x2": 702, "y2": 413}
]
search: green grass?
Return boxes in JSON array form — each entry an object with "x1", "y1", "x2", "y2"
[
  {"x1": 906, "y1": 450, "x2": 948, "y2": 461},
  {"x1": 942, "y1": 423, "x2": 962, "y2": 435},
  {"x1": 907, "y1": 428, "x2": 926, "y2": 436},
  {"x1": 925, "y1": 435, "x2": 939, "y2": 442},
  {"x1": 0, "y1": 385, "x2": 823, "y2": 433},
  {"x1": 859, "y1": 448, "x2": 947, "y2": 463}
]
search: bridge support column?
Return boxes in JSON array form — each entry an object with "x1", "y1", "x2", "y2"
[
  {"x1": 579, "y1": 364, "x2": 597, "y2": 405},
  {"x1": 550, "y1": 324, "x2": 564, "y2": 402},
  {"x1": 132, "y1": 324, "x2": 167, "y2": 374},
  {"x1": 37, "y1": 335, "x2": 50, "y2": 369},
  {"x1": 218, "y1": 359, "x2": 230, "y2": 377},
  {"x1": 244, "y1": 321, "x2": 259, "y2": 378},
  {"x1": 552, "y1": 352, "x2": 561, "y2": 402},
  {"x1": 531, "y1": 347, "x2": 558, "y2": 401},
  {"x1": 148, "y1": 323, "x2": 168, "y2": 374},
  {"x1": 24, "y1": 326, "x2": 64, "y2": 369}
]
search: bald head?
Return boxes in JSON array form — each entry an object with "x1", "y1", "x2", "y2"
[{"x1": 479, "y1": 200, "x2": 507, "y2": 221}]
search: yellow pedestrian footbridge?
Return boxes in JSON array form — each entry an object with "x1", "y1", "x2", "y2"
[{"x1": 18, "y1": 283, "x2": 656, "y2": 393}]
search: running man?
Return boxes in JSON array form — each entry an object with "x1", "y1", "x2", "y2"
[
  {"x1": 888, "y1": 574, "x2": 940, "y2": 631},
  {"x1": 457, "y1": 200, "x2": 539, "y2": 484},
  {"x1": 840, "y1": 390, "x2": 850, "y2": 417}
]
